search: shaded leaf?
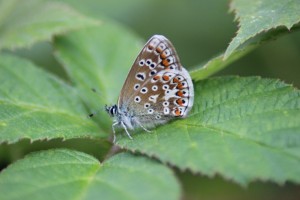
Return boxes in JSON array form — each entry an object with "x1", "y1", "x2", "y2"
[
  {"x1": 0, "y1": 54, "x2": 104, "y2": 144},
  {"x1": 0, "y1": 0, "x2": 99, "y2": 50},
  {"x1": 190, "y1": 48, "x2": 253, "y2": 81},
  {"x1": 0, "y1": 149, "x2": 180, "y2": 200},
  {"x1": 225, "y1": 0, "x2": 300, "y2": 58},
  {"x1": 117, "y1": 77, "x2": 300, "y2": 186},
  {"x1": 191, "y1": 22, "x2": 299, "y2": 81}
]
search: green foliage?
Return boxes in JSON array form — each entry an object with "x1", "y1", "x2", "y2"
[
  {"x1": 0, "y1": 149, "x2": 180, "y2": 200},
  {"x1": 118, "y1": 77, "x2": 300, "y2": 185},
  {"x1": 0, "y1": 54, "x2": 104, "y2": 143},
  {"x1": 0, "y1": 0, "x2": 99, "y2": 50},
  {"x1": 225, "y1": 0, "x2": 300, "y2": 58},
  {"x1": 0, "y1": 0, "x2": 300, "y2": 199}
]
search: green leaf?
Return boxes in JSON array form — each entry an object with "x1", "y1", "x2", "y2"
[
  {"x1": 0, "y1": 149, "x2": 180, "y2": 200},
  {"x1": 190, "y1": 48, "x2": 253, "y2": 81},
  {"x1": 0, "y1": 54, "x2": 104, "y2": 144},
  {"x1": 0, "y1": 0, "x2": 99, "y2": 50},
  {"x1": 117, "y1": 77, "x2": 300, "y2": 186},
  {"x1": 191, "y1": 17, "x2": 300, "y2": 81},
  {"x1": 54, "y1": 22, "x2": 143, "y2": 129},
  {"x1": 225, "y1": 0, "x2": 300, "y2": 58}
]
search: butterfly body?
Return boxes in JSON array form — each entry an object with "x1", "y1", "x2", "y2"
[{"x1": 106, "y1": 35, "x2": 194, "y2": 142}]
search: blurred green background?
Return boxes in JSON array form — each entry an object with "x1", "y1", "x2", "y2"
[
  {"x1": 7, "y1": 0, "x2": 300, "y2": 199},
  {"x1": 16, "y1": 0, "x2": 300, "y2": 88}
]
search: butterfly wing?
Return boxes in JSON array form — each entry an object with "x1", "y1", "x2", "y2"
[
  {"x1": 117, "y1": 35, "x2": 194, "y2": 128},
  {"x1": 118, "y1": 35, "x2": 182, "y2": 108}
]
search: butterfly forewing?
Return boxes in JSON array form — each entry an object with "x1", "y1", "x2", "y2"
[
  {"x1": 116, "y1": 35, "x2": 194, "y2": 129},
  {"x1": 118, "y1": 35, "x2": 182, "y2": 108}
]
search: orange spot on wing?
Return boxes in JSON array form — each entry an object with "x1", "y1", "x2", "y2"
[
  {"x1": 176, "y1": 82, "x2": 183, "y2": 89},
  {"x1": 174, "y1": 108, "x2": 181, "y2": 116},
  {"x1": 148, "y1": 45, "x2": 153, "y2": 50},
  {"x1": 176, "y1": 99, "x2": 184, "y2": 106},
  {"x1": 162, "y1": 75, "x2": 170, "y2": 81},
  {"x1": 173, "y1": 78, "x2": 179, "y2": 83},
  {"x1": 162, "y1": 59, "x2": 169, "y2": 67},
  {"x1": 153, "y1": 75, "x2": 160, "y2": 81},
  {"x1": 160, "y1": 52, "x2": 167, "y2": 59},
  {"x1": 156, "y1": 47, "x2": 162, "y2": 53},
  {"x1": 176, "y1": 91, "x2": 184, "y2": 97}
]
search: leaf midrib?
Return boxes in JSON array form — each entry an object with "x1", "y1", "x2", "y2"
[{"x1": 0, "y1": 99, "x2": 83, "y2": 120}]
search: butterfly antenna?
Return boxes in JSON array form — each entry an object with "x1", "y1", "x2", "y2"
[
  {"x1": 91, "y1": 88, "x2": 107, "y2": 102},
  {"x1": 87, "y1": 88, "x2": 106, "y2": 118}
]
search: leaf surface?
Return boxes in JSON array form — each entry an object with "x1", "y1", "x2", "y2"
[
  {"x1": 225, "y1": 0, "x2": 300, "y2": 58},
  {"x1": 0, "y1": 54, "x2": 103, "y2": 144},
  {"x1": 0, "y1": 0, "x2": 99, "y2": 50},
  {"x1": 118, "y1": 77, "x2": 300, "y2": 186},
  {"x1": 0, "y1": 149, "x2": 180, "y2": 200}
]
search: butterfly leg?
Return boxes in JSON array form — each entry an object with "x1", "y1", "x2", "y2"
[
  {"x1": 112, "y1": 122, "x2": 119, "y2": 143},
  {"x1": 120, "y1": 121, "x2": 133, "y2": 140},
  {"x1": 136, "y1": 120, "x2": 151, "y2": 133}
]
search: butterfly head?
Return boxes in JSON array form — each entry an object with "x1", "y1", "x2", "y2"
[{"x1": 105, "y1": 104, "x2": 118, "y2": 117}]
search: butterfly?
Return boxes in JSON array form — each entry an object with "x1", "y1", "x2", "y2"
[{"x1": 105, "y1": 35, "x2": 194, "y2": 142}]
